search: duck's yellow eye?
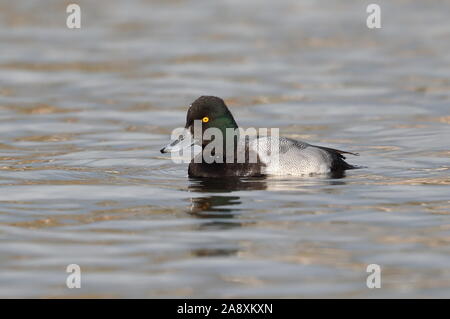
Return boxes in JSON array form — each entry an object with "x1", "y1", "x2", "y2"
[{"x1": 202, "y1": 116, "x2": 209, "y2": 123}]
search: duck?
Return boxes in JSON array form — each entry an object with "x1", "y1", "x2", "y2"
[{"x1": 160, "y1": 96, "x2": 359, "y2": 177}]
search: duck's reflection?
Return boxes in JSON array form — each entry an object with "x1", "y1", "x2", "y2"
[
  {"x1": 187, "y1": 177, "x2": 267, "y2": 257},
  {"x1": 189, "y1": 177, "x2": 268, "y2": 193},
  {"x1": 187, "y1": 173, "x2": 347, "y2": 218},
  {"x1": 186, "y1": 174, "x2": 347, "y2": 257},
  {"x1": 188, "y1": 177, "x2": 267, "y2": 219}
]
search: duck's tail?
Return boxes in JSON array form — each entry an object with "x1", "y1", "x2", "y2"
[{"x1": 316, "y1": 146, "x2": 362, "y2": 171}]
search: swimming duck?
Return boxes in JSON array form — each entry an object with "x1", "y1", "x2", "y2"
[{"x1": 161, "y1": 96, "x2": 359, "y2": 177}]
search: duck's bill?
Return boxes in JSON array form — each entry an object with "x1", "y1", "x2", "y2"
[{"x1": 160, "y1": 129, "x2": 195, "y2": 153}]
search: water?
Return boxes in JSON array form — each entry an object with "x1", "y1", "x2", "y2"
[{"x1": 0, "y1": 0, "x2": 449, "y2": 298}]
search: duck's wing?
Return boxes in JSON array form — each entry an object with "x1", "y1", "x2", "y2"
[
  {"x1": 282, "y1": 138, "x2": 360, "y2": 171},
  {"x1": 272, "y1": 137, "x2": 359, "y2": 159},
  {"x1": 278, "y1": 137, "x2": 310, "y2": 153}
]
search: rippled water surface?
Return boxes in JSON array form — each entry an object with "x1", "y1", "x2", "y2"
[{"x1": 1, "y1": 0, "x2": 450, "y2": 298}]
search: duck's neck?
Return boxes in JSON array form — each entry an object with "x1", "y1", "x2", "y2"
[{"x1": 202, "y1": 117, "x2": 240, "y2": 162}]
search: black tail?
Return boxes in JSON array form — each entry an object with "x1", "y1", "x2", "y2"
[{"x1": 315, "y1": 145, "x2": 361, "y2": 171}]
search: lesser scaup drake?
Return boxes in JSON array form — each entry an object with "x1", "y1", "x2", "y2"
[{"x1": 161, "y1": 96, "x2": 359, "y2": 177}]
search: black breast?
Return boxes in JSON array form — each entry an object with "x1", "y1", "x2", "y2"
[{"x1": 188, "y1": 140, "x2": 265, "y2": 178}]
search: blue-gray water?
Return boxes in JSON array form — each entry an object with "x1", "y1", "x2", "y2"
[{"x1": 0, "y1": 0, "x2": 449, "y2": 298}]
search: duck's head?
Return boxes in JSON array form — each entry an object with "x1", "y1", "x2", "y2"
[
  {"x1": 161, "y1": 96, "x2": 238, "y2": 153},
  {"x1": 185, "y1": 96, "x2": 238, "y2": 133}
]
